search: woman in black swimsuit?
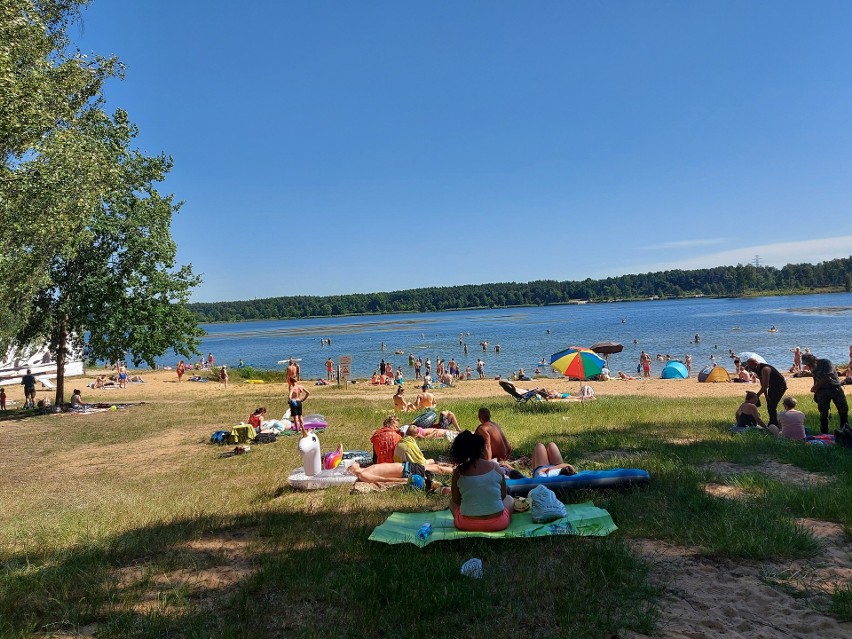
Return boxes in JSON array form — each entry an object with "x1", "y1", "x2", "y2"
[{"x1": 735, "y1": 391, "x2": 765, "y2": 428}]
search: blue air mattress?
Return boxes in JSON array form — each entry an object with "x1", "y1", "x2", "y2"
[{"x1": 506, "y1": 468, "x2": 650, "y2": 497}]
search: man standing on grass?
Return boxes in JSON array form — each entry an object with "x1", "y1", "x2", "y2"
[
  {"x1": 745, "y1": 358, "x2": 787, "y2": 427},
  {"x1": 288, "y1": 379, "x2": 310, "y2": 431},
  {"x1": 802, "y1": 352, "x2": 849, "y2": 435},
  {"x1": 21, "y1": 369, "x2": 36, "y2": 409}
]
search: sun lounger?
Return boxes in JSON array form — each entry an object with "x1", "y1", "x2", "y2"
[{"x1": 499, "y1": 380, "x2": 545, "y2": 403}]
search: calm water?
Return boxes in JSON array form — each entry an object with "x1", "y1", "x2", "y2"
[{"x1": 170, "y1": 293, "x2": 852, "y2": 380}]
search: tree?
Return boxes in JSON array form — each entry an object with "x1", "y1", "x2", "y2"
[
  {"x1": 1, "y1": 0, "x2": 121, "y2": 341},
  {"x1": 12, "y1": 108, "x2": 203, "y2": 405}
]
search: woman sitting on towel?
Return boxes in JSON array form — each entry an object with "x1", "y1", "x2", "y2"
[
  {"x1": 448, "y1": 431, "x2": 514, "y2": 532},
  {"x1": 735, "y1": 391, "x2": 765, "y2": 428},
  {"x1": 532, "y1": 442, "x2": 577, "y2": 477},
  {"x1": 393, "y1": 386, "x2": 415, "y2": 412},
  {"x1": 70, "y1": 389, "x2": 85, "y2": 408}
]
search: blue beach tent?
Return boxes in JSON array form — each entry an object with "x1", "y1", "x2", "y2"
[{"x1": 661, "y1": 361, "x2": 688, "y2": 379}]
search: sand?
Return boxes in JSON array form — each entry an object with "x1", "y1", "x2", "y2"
[{"x1": 5, "y1": 367, "x2": 834, "y2": 407}]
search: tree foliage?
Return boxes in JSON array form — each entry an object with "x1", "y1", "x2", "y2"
[
  {"x1": 189, "y1": 257, "x2": 852, "y2": 323},
  {"x1": 13, "y1": 109, "x2": 203, "y2": 404},
  {"x1": 1, "y1": 1, "x2": 202, "y2": 403},
  {"x1": 0, "y1": 0, "x2": 120, "y2": 339}
]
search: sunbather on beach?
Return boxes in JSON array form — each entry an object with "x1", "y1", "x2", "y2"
[
  {"x1": 393, "y1": 426, "x2": 452, "y2": 466},
  {"x1": 735, "y1": 391, "x2": 765, "y2": 428},
  {"x1": 474, "y1": 407, "x2": 512, "y2": 462},
  {"x1": 346, "y1": 459, "x2": 453, "y2": 484},
  {"x1": 618, "y1": 371, "x2": 635, "y2": 380},
  {"x1": 532, "y1": 442, "x2": 577, "y2": 477},
  {"x1": 438, "y1": 409, "x2": 461, "y2": 431},
  {"x1": 393, "y1": 386, "x2": 415, "y2": 412},
  {"x1": 448, "y1": 430, "x2": 514, "y2": 532},
  {"x1": 70, "y1": 389, "x2": 85, "y2": 408},
  {"x1": 415, "y1": 384, "x2": 436, "y2": 409}
]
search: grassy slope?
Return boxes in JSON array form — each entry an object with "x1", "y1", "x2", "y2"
[{"x1": 1, "y1": 393, "x2": 850, "y2": 638}]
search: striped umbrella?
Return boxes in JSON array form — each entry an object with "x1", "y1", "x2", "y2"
[{"x1": 550, "y1": 347, "x2": 607, "y2": 380}]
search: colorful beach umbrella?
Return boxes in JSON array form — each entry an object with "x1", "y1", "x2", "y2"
[{"x1": 550, "y1": 347, "x2": 606, "y2": 380}]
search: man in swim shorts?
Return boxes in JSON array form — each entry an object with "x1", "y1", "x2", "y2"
[{"x1": 288, "y1": 380, "x2": 310, "y2": 430}]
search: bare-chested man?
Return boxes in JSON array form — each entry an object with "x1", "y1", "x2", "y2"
[
  {"x1": 288, "y1": 380, "x2": 310, "y2": 430},
  {"x1": 415, "y1": 384, "x2": 436, "y2": 410},
  {"x1": 474, "y1": 407, "x2": 512, "y2": 462},
  {"x1": 286, "y1": 359, "x2": 298, "y2": 390}
]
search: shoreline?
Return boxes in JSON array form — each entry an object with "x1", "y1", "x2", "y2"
[
  {"x1": 190, "y1": 286, "x2": 850, "y2": 324},
  {"x1": 9, "y1": 368, "x2": 841, "y2": 407}
]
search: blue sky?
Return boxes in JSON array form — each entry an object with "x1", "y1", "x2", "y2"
[{"x1": 75, "y1": 1, "x2": 852, "y2": 302}]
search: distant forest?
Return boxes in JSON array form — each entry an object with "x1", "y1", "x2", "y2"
[{"x1": 189, "y1": 257, "x2": 852, "y2": 323}]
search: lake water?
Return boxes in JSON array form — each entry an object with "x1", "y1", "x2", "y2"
[{"x1": 176, "y1": 292, "x2": 852, "y2": 380}]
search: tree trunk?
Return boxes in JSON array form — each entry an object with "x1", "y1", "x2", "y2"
[{"x1": 53, "y1": 318, "x2": 67, "y2": 408}]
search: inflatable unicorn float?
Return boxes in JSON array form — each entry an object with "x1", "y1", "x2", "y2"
[{"x1": 287, "y1": 425, "x2": 371, "y2": 490}]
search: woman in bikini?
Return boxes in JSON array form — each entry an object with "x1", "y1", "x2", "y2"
[{"x1": 532, "y1": 442, "x2": 577, "y2": 478}]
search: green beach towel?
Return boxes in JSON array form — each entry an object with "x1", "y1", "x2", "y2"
[{"x1": 369, "y1": 501, "x2": 617, "y2": 547}]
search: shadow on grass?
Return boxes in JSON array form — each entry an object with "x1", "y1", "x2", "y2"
[{"x1": 0, "y1": 505, "x2": 657, "y2": 639}]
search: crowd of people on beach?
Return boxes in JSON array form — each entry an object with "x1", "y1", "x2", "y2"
[{"x1": 345, "y1": 405, "x2": 573, "y2": 531}]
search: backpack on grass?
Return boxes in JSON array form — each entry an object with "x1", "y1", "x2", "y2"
[
  {"x1": 254, "y1": 432, "x2": 277, "y2": 444},
  {"x1": 210, "y1": 430, "x2": 230, "y2": 445}
]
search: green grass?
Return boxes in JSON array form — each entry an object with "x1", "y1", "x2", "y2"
[{"x1": 1, "y1": 392, "x2": 851, "y2": 637}]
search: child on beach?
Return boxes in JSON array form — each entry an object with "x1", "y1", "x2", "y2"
[{"x1": 0, "y1": 388, "x2": 5, "y2": 410}]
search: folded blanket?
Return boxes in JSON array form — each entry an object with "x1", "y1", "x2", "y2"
[{"x1": 369, "y1": 501, "x2": 617, "y2": 546}]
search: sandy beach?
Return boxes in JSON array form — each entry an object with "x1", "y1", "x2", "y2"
[{"x1": 8, "y1": 367, "x2": 832, "y2": 407}]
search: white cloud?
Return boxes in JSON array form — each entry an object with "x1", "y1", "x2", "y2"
[
  {"x1": 642, "y1": 238, "x2": 728, "y2": 250},
  {"x1": 610, "y1": 235, "x2": 852, "y2": 276}
]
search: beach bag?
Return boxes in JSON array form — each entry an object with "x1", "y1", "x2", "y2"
[
  {"x1": 528, "y1": 484, "x2": 567, "y2": 523},
  {"x1": 229, "y1": 424, "x2": 255, "y2": 444},
  {"x1": 254, "y1": 432, "x2": 277, "y2": 444},
  {"x1": 210, "y1": 430, "x2": 230, "y2": 445}
]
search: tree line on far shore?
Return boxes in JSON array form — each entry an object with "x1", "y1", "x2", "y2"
[{"x1": 190, "y1": 257, "x2": 852, "y2": 323}]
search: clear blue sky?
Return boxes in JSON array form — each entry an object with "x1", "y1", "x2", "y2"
[{"x1": 75, "y1": 1, "x2": 852, "y2": 303}]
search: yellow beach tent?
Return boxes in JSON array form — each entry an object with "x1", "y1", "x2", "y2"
[{"x1": 697, "y1": 365, "x2": 731, "y2": 383}]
